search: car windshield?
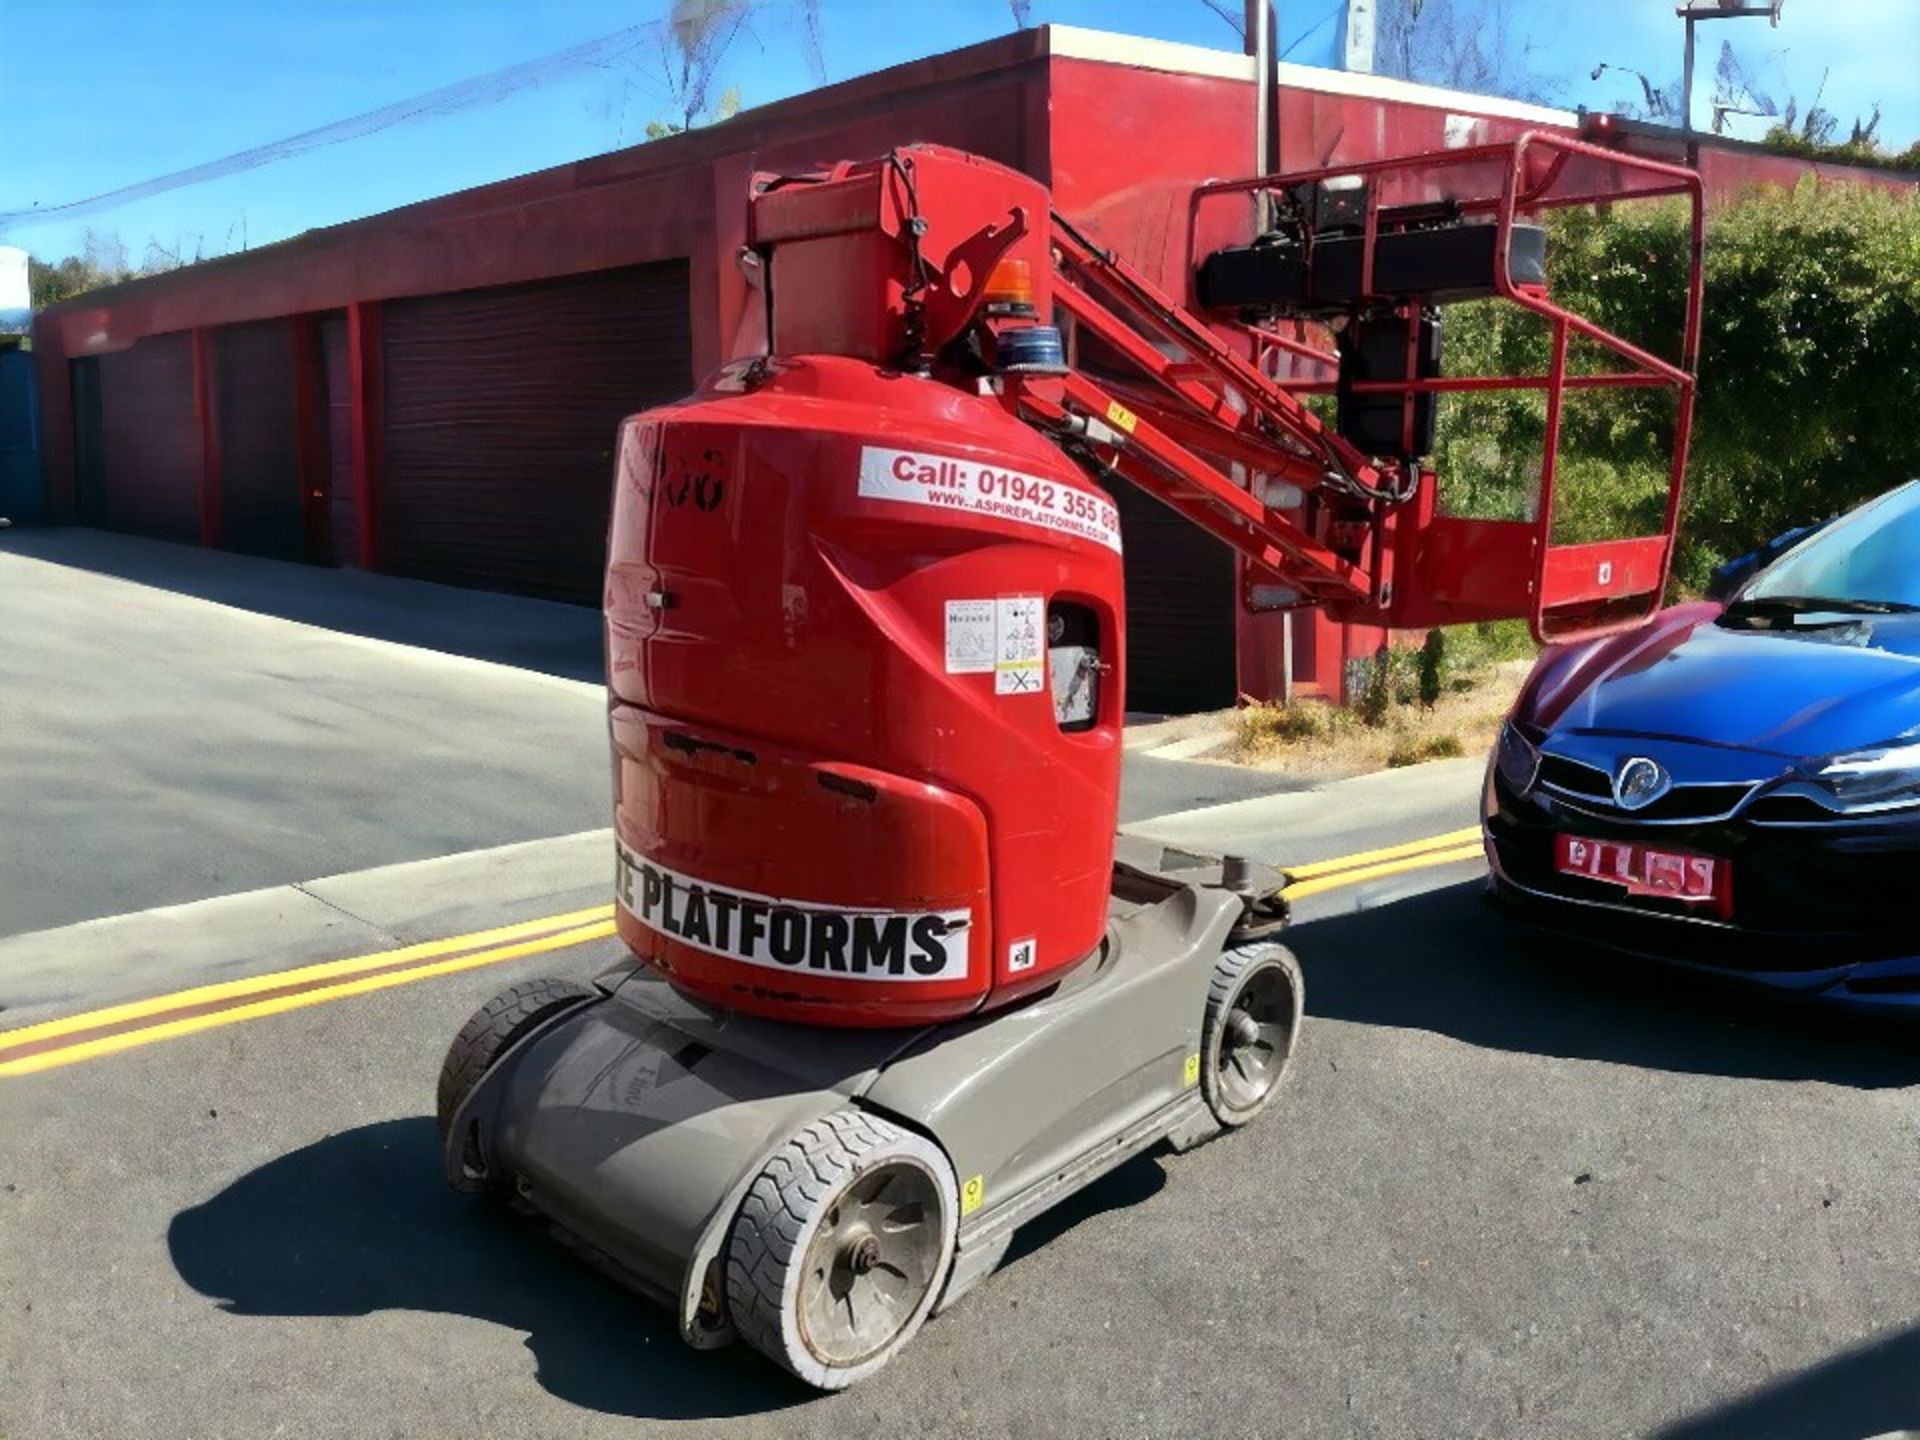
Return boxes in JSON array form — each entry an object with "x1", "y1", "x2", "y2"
[{"x1": 1739, "y1": 480, "x2": 1920, "y2": 610}]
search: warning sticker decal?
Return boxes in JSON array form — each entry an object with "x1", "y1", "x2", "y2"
[
  {"x1": 858, "y1": 446, "x2": 1122, "y2": 555},
  {"x1": 616, "y1": 840, "x2": 970, "y2": 982},
  {"x1": 944, "y1": 599, "x2": 995, "y2": 675},
  {"x1": 994, "y1": 595, "x2": 1044, "y2": 695}
]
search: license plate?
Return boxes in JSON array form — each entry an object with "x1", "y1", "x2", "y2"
[{"x1": 1554, "y1": 833, "x2": 1730, "y2": 918}]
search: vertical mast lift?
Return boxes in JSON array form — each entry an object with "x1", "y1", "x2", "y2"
[{"x1": 436, "y1": 138, "x2": 1703, "y2": 1389}]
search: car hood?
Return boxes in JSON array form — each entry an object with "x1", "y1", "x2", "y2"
[{"x1": 1526, "y1": 606, "x2": 1920, "y2": 759}]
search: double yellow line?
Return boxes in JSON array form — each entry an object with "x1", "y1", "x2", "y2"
[
  {"x1": 1281, "y1": 826, "x2": 1485, "y2": 901},
  {"x1": 0, "y1": 906, "x2": 616, "y2": 1078},
  {"x1": 0, "y1": 826, "x2": 1486, "y2": 1079}
]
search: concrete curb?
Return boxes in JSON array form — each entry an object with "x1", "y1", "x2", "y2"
[
  {"x1": 1123, "y1": 756, "x2": 1487, "y2": 866},
  {"x1": 0, "y1": 829, "x2": 613, "y2": 1025}
]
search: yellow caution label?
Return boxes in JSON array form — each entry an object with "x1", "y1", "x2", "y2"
[
  {"x1": 960, "y1": 1174, "x2": 986, "y2": 1216},
  {"x1": 1182, "y1": 1052, "x2": 1202, "y2": 1088},
  {"x1": 1105, "y1": 400, "x2": 1138, "y2": 434}
]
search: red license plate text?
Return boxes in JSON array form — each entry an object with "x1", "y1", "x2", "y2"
[{"x1": 1554, "y1": 833, "x2": 1730, "y2": 918}]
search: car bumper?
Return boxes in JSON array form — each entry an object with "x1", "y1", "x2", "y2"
[{"x1": 1483, "y1": 763, "x2": 1920, "y2": 1009}]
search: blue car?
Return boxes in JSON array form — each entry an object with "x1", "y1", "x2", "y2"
[{"x1": 1484, "y1": 479, "x2": 1920, "y2": 1007}]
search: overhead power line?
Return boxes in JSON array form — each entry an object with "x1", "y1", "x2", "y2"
[{"x1": 0, "y1": 21, "x2": 662, "y2": 228}]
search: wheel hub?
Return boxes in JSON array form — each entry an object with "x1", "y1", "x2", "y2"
[
  {"x1": 797, "y1": 1160, "x2": 945, "y2": 1368},
  {"x1": 845, "y1": 1233, "x2": 881, "y2": 1275},
  {"x1": 1212, "y1": 960, "x2": 1298, "y2": 1118}
]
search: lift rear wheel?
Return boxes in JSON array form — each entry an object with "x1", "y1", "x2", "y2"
[
  {"x1": 437, "y1": 978, "x2": 596, "y2": 1191},
  {"x1": 726, "y1": 1110, "x2": 958, "y2": 1390},
  {"x1": 1201, "y1": 941, "x2": 1303, "y2": 1128}
]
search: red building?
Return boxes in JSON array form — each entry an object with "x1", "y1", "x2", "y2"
[{"x1": 31, "y1": 25, "x2": 1911, "y2": 712}]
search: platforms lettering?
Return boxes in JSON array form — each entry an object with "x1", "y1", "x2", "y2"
[{"x1": 616, "y1": 841, "x2": 971, "y2": 981}]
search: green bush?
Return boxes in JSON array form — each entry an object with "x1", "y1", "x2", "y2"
[
  {"x1": 1353, "y1": 644, "x2": 1394, "y2": 726},
  {"x1": 1758, "y1": 124, "x2": 1920, "y2": 174},
  {"x1": 1435, "y1": 180, "x2": 1920, "y2": 594}
]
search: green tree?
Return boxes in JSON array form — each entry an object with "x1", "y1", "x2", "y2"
[
  {"x1": 23, "y1": 227, "x2": 208, "y2": 309},
  {"x1": 642, "y1": 0, "x2": 822, "y2": 138},
  {"x1": 1373, "y1": 0, "x2": 1559, "y2": 105},
  {"x1": 24, "y1": 230, "x2": 134, "y2": 307},
  {"x1": 1197, "y1": 0, "x2": 1560, "y2": 103}
]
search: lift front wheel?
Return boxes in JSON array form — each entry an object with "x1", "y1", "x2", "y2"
[
  {"x1": 726, "y1": 1110, "x2": 958, "y2": 1390},
  {"x1": 1202, "y1": 941, "x2": 1304, "y2": 1128}
]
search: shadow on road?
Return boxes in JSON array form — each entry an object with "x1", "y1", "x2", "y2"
[
  {"x1": 1293, "y1": 880, "x2": 1920, "y2": 1089},
  {"x1": 1002, "y1": 1148, "x2": 1168, "y2": 1269},
  {"x1": 167, "y1": 1115, "x2": 1169, "y2": 1419},
  {"x1": 167, "y1": 1116, "x2": 804, "y2": 1421},
  {"x1": 4, "y1": 528, "x2": 604, "y2": 683},
  {"x1": 1653, "y1": 1318, "x2": 1920, "y2": 1440}
]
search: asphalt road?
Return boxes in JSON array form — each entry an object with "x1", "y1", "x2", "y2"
[
  {"x1": 6, "y1": 532, "x2": 1919, "y2": 1439},
  {"x1": 0, "y1": 532, "x2": 609, "y2": 939},
  {"x1": 9, "y1": 860, "x2": 1920, "y2": 1440}
]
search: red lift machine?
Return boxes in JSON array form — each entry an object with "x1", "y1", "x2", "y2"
[{"x1": 438, "y1": 138, "x2": 1703, "y2": 1388}]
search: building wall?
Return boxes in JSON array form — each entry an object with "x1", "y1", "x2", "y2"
[{"x1": 30, "y1": 25, "x2": 1915, "y2": 710}]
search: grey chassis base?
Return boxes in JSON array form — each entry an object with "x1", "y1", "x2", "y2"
[{"x1": 443, "y1": 839, "x2": 1284, "y2": 1351}]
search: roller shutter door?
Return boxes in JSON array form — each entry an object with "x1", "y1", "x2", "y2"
[
  {"x1": 97, "y1": 333, "x2": 198, "y2": 542},
  {"x1": 319, "y1": 312, "x2": 354, "y2": 566},
  {"x1": 1107, "y1": 480, "x2": 1238, "y2": 715},
  {"x1": 71, "y1": 357, "x2": 106, "y2": 525},
  {"x1": 214, "y1": 320, "x2": 303, "y2": 560},
  {"x1": 381, "y1": 262, "x2": 693, "y2": 603}
]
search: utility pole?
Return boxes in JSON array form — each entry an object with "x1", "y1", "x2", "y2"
[
  {"x1": 1342, "y1": 0, "x2": 1375, "y2": 74},
  {"x1": 1246, "y1": 0, "x2": 1278, "y2": 187},
  {"x1": 1244, "y1": 0, "x2": 1293, "y2": 699}
]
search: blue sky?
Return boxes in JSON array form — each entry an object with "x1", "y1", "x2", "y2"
[{"x1": 3, "y1": 0, "x2": 1914, "y2": 266}]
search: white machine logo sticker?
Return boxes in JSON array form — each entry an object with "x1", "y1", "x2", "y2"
[
  {"x1": 616, "y1": 841, "x2": 970, "y2": 982},
  {"x1": 858, "y1": 445, "x2": 1123, "y2": 554},
  {"x1": 944, "y1": 598, "x2": 996, "y2": 674}
]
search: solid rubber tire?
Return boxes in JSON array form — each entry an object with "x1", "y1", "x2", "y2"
[
  {"x1": 726, "y1": 1109, "x2": 959, "y2": 1391},
  {"x1": 435, "y1": 977, "x2": 595, "y2": 1141},
  {"x1": 1201, "y1": 940, "x2": 1304, "y2": 1127}
]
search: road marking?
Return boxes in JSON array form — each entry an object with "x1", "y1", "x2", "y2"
[
  {"x1": 1282, "y1": 826, "x2": 1482, "y2": 881},
  {"x1": 1282, "y1": 841, "x2": 1486, "y2": 901},
  {"x1": 0, "y1": 909, "x2": 616, "y2": 1078},
  {"x1": 0, "y1": 826, "x2": 1490, "y2": 1077},
  {"x1": 0, "y1": 904, "x2": 616, "y2": 1050}
]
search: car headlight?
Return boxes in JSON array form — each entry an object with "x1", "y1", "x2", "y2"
[
  {"x1": 1495, "y1": 720, "x2": 1540, "y2": 793},
  {"x1": 1810, "y1": 739, "x2": 1920, "y2": 814}
]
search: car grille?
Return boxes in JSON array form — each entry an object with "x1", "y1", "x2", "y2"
[
  {"x1": 1536, "y1": 753, "x2": 1610, "y2": 799},
  {"x1": 1744, "y1": 793, "x2": 1840, "y2": 824},
  {"x1": 1535, "y1": 752, "x2": 1755, "y2": 822}
]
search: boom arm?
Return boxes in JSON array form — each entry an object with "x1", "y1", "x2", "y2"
[{"x1": 746, "y1": 136, "x2": 1704, "y2": 644}]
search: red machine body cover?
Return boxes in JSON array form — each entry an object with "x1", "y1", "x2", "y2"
[{"x1": 606, "y1": 355, "x2": 1126, "y2": 1025}]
